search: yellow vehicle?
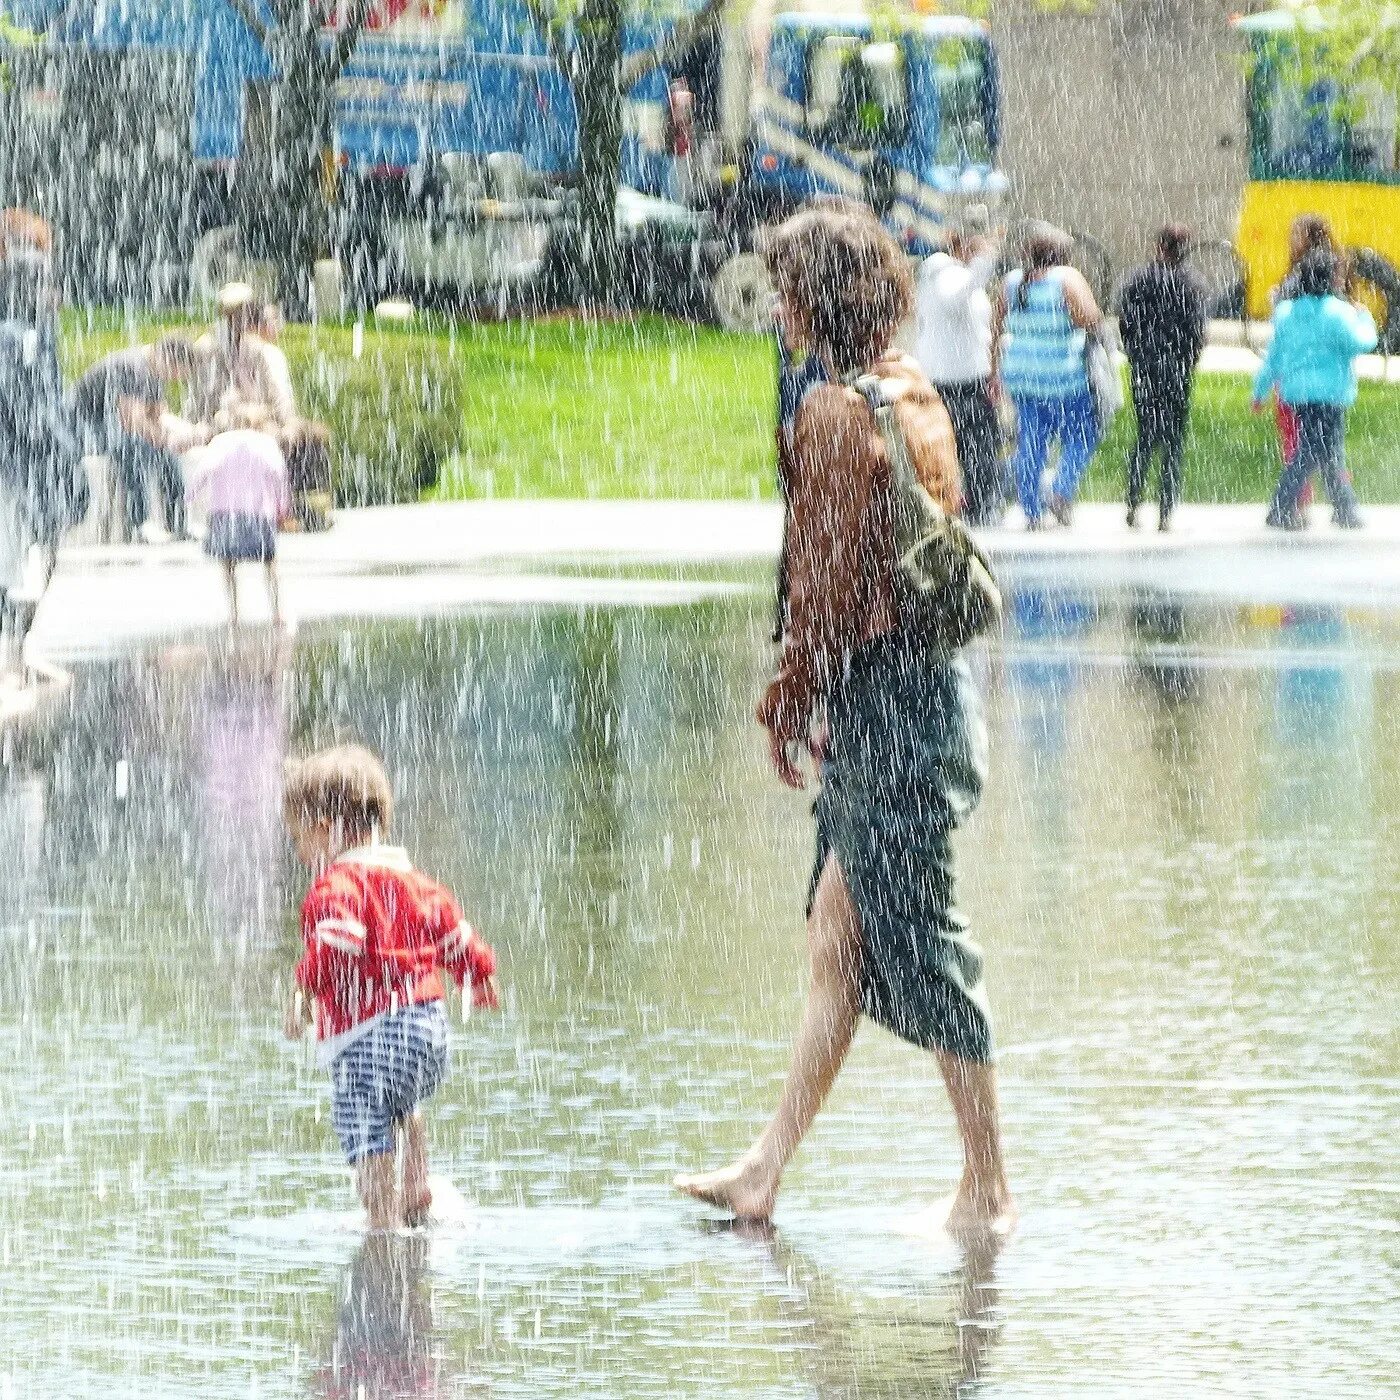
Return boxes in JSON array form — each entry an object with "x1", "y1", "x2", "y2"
[{"x1": 1234, "y1": 9, "x2": 1400, "y2": 346}]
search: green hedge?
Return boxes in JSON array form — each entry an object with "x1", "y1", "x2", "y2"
[{"x1": 60, "y1": 311, "x2": 466, "y2": 507}]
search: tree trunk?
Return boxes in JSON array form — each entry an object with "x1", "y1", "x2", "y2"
[
  {"x1": 569, "y1": 0, "x2": 625, "y2": 307},
  {"x1": 244, "y1": 32, "x2": 334, "y2": 317}
]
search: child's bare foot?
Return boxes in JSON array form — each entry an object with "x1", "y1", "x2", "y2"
[
  {"x1": 403, "y1": 1189, "x2": 432, "y2": 1228},
  {"x1": 673, "y1": 1154, "x2": 782, "y2": 1221}
]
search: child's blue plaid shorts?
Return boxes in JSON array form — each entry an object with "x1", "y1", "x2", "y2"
[{"x1": 329, "y1": 1002, "x2": 450, "y2": 1164}]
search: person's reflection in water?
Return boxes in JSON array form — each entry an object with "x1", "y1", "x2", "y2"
[
  {"x1": 0, "y1": 757, "x2": 49, "y2": 919},
  {"x1": 195, "y1": 634, "x2": 291, "y2": 943},
  {"x1": 1266, "y1": 604, "x2": 1370, "y2": 833},
  {"x1": 1127, "y1": 593, "x2": 1207, "y2": 834},
  {"x1": 1004, "y1": 586, "x2": 1097, "y2": 758},
  {"x1": 309, "y1": 1233, "x2": 448, "y2": 1400},
  {"x1": 712, "y1": 1221, "x2": 1003, "y2": 1398},
  {"x1": 1128, "y1": 592, "x2": 1201, "y2": 708}
]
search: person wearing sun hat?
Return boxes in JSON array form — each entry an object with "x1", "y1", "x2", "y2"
[{"x1": 191, "y1": 283, "x2": 334, "y2": 530}]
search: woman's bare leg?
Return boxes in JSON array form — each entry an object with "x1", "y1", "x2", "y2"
[
  {"x1": 936, "y1": 1050, "x2": 1016, "y2": 1238},
  {"x1": 674, "y1": 856, "x2": 861, "y2": 1220},
  {"x1": 355, "y1": 1151, "x2": 401, "y2": 1231},
  {"x1": 400, "y1": 1111, "x2": 433, "y2": 1227}
]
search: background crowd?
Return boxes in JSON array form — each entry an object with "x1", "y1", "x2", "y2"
[{"x1": 915, "y1": 210, "x2": 1380, "y2": 535}]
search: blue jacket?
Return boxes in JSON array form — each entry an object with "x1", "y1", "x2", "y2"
[{"x1": 1253, "y1": 295, "x2": 1378, "y2": 408}]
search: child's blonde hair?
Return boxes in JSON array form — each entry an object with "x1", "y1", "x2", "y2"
[{"x1": 283, "y1": 744, "x2": 393, "y2": 842}]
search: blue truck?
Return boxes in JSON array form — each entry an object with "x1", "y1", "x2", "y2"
[{"x1": 0, "y1": 0, "x2": 1003, "y2": 324}]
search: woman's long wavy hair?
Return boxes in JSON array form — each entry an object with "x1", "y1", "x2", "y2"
[{"x1": 762, "y1": 206, "x2": 912, "y2": 378}]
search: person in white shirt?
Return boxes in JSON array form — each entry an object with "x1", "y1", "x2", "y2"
[{"x1": 915, "y1": 214, "x2": 1007, "y2": 525}]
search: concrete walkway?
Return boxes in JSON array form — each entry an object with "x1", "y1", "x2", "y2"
[{"x1": 30, "y1": 497, "x2": 1400, "y2": 660}]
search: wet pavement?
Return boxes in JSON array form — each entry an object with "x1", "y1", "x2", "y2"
[
  {"x1": 1, "y1": 577, "x2": 1397, "y2": 1397},
  {"x1": 36, "y1": 500, "x2": 1400, "y2": 659}
]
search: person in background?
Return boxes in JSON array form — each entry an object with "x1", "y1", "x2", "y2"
[
  {"x1": 992, "y1": 228, "x2": 1105, "y2": 530},
  {"x1": 194, "y1": 284, "x2": 334, "y2": 531},
  {"x1": 915, "y1": 212, "x2": 1007, "y2": 526},
  {"x1": 1267, "y1": 214, "x2": 1341, "y2": 517},
  {"x1": 1254, "y1": 250, "x2": 1376, "y2": 531},
  {"x1": 186, "y1": 402, "x2": 291, "y2": 628},
  {"x1": 72, "y1": 335, "x2": 201, "y2": 542},
  {"x1": 1116, "y1": 223, "x2": 1207, "y2": 532},
  {"x1": 0, "y1": 246, "x2": 85, "y2": 674}
]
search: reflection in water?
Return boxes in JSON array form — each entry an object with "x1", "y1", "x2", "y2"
[
  {"x1": 1127, "y1": 593, "x2": 1208, "y2": 833},
  {"x1": 1263, "y1": 605, "x2": 1373, "y2": 834},
  {"x1": 0, "y1": 762, "x2": 47, "y2": 914},
  {"x1": 1128, "y1": 592, "x2": 1201, "y2": 706},
  {"x1": 310, "y1": 1234, "x2": 448, "y2": 1400},
  {"x1": 562, "y1": 608, "x2": 626, "y2": 954},
  {"x1": 711, "y1": 1221, "x2": 1002, "y2": 1400},
  {"x1": 2, "y1": 589, "x2": 1397, "y2": 1397},
  {"x1": 196, "y1": 638, "x2": 291, "y2": 944},
  {"x1": 1003, "y1": 587, "x2": 1096, "y2": 757}
]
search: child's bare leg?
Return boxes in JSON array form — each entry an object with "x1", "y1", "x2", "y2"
[
  {"x1": 936, "y1": 1050, "x2": 1016, "y2": 1239},
  {"x1": 674, "y1": 856, "x2": 861, "y2": 1220},
  {"x1": 355, "y1": 1151, "x2": 401, "y2": 1231},
  {"x1": 399, "y1": 1111, "x2": 432, "y2": 1226},
  {"x1": 221, "y1": 560, "x2": 238, "y2": 627},
  {"x1": 264, "y1": 560, "x2": 282, "y2": 626}
]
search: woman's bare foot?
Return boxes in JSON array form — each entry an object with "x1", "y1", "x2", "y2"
[
  {"x1": 673, "y1": 1154, "x2": 782, "y2": 1221},
  {"x1": 940, "y1": 1174, "x2": 1018, "y2": 1243}
]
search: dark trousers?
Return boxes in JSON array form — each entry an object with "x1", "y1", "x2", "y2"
[
  {"x1": 935, "y1": 378, "x2": 1006, "y2": 525},
  {"x1": 108, "y1": 431, "x2": 185, "y2": 537},
  {"x1": 1268, "y1": 403, "x2": 1359, "y2": 523},
  {"x1": 1127, "y1": 371, "x2": 1191, "y2": 515}
]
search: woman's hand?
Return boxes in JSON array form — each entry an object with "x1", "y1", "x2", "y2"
[{"x1": 767, "y1": 728, "x2": 807, "y2": 790}]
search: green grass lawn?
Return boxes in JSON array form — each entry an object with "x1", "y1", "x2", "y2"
[
  {"x1": 59, "y1": 310, "x2": 1399, "y2": 506},
  {"x1": 1085, "y1": 372, "x2": 1400, "y2": 506}
]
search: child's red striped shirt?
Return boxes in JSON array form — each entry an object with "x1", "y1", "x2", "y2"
[{"x1": 295, "y1": 845, "x2": 497, "y2": 1064}]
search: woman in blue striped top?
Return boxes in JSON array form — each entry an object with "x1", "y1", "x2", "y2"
[{"x1": 992, "y1": 230, "x2": 1106, "y2": 528}]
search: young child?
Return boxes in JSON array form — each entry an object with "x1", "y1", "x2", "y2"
[
  {"x1": 283, "y1": 744, "x2": 499, "y2": 1230},
  {"x1": 1254, "y1": 249, "x2": 1378, "y2": 531},
  {"x1": 187, "y1": 402, "x2": 290, "y2": 627}
]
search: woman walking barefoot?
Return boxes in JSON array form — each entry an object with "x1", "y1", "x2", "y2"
[{"x1": 673, "y1": 207, "x2": 1015, "y2": 1239}]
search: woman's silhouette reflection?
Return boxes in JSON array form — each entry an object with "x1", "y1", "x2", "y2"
[{"x1": 708, "y1": 1220, "x2": 1004, "y2": 1398}]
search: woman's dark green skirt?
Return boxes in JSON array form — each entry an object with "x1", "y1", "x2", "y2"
[{"x1": 809, "y1": 631, "x2": 994, "y2": 1063}]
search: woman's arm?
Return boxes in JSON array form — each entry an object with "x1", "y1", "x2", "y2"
[
  {"x1": 757, "y1": 385, "x2": 878, "y2": 759},
  {"x1": 1061, "y1": 266, "x2": 1104, "y2": 332},
  {"x1": 989, "y1": 284, "x2": 1008, "y2": 390}
]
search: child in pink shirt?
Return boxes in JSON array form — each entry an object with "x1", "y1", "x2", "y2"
[{"x1": 187, "y1": 403, "x2": 291, "y2": 627}]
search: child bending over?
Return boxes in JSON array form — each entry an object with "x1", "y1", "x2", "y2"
[
  {"x1": 283, "y1": 744, "x2": 500, "y2": 1229},
  {"x1": 188, "y1": 402, "x2": 290, "y2": 627}
]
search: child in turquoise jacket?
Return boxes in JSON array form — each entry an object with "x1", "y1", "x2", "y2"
[{"x1": 1253, "y1": 250, "x2": 1378, "y2": 530}]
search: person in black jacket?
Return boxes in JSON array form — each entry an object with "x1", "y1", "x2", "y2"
[{"x1": 1116, "y1": 224, "x2": 1208, "y2": 531}]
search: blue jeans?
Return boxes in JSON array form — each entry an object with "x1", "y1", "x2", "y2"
[
  {"x1": 1010, "y1": 392, "x2": 1099, "y2": 521},
  {"x1": 1268, "y1": 403, "x2": 1360, "y2": 523}
]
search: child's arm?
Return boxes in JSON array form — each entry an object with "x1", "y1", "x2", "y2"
[
  {"x1": 1252, "y1": 310, "x2": 1284, "y2": 406},
  {"x1": 283, "y1": 984, "x2": 314, "y2": 1041},
  {"x1": 430, "y1": 891, "x2": 500, "y2": 1009},
  {"x1": 186, "y1": 437, "x2": 222, "y2": 504},
  {"x1": 1339, "y1": 302, "x2": 1379, "y2": 356}
]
